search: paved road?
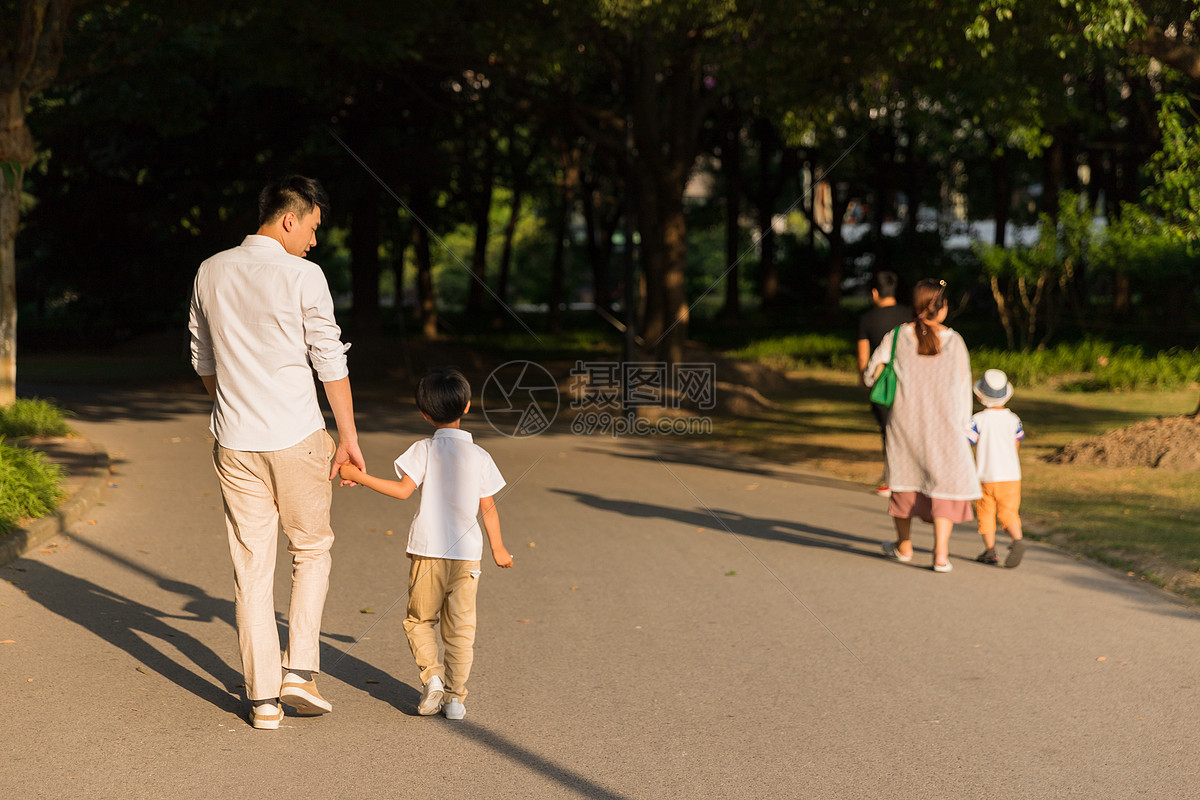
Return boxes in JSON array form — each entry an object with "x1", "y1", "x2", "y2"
[{"x1": 3, "y1": 387, "x2": 1199, "y2": 799}]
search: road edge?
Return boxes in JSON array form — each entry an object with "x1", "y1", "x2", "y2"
[{"x1": 0, "y1": 438, "x2": 110, "y2": 567}]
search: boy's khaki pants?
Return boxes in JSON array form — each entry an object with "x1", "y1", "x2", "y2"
[
  {"x1": 404, "y1": 555, "x2": 480, "y2": 702},
  {"x1": 213, "y1": 429, "x2": 335, "y2": 702}
]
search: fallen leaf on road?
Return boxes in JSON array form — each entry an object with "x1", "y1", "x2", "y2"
[
  {"x1": 88, "y1": 520, "x2": 97, "y2": 525},
  {"x1": 360, "y1": 608, "x2": 375, "y2": 614},
  {"x1": 528, "y1": 542, "x2": 536, "y2": 547},
  {"x1": 135, "y1": 666, "x2": 149, "y2": 674},
  {"x1": 0, "y1": 640, "x2": 15, "y2": 644},
  {"x1": 570, "y1": 586, "x2": 578, "y2": 591},
  {"x1": 365, "y1": 680, "x2": 379, "y2": 685},
  {"x1": 725, "y1": 571, "x2": 736, "y2": 576},
  {"x1": 746, "y1": 483, "x2": 759, "y2": 490},
  {"x1": 1097, "y1": 656, "x2": 1108, "y2": 662},
  {"x1": 517, "y1": 619, "x2": 530, "y2": 623},
  {"x1": 384, "y1": 530, "x2": 393, "y2": 536}
]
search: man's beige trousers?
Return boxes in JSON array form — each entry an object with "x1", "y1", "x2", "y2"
[{"x1": 214, "y1": 429, "x2": 334, "y2": 701}]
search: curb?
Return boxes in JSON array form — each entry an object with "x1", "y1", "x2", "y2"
[{"x1": 0, "y1": 439, "x2": 111, "y2": 568}]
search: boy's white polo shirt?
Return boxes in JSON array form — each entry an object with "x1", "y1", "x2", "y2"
[
  {"x1": 967, "y1": 407, "x2": 1024, "y2": 483},
  {"x1": 394, "y1": 428, "x2": 506, "y2": 561}
]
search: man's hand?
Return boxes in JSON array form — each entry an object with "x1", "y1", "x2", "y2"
[{"x1": 331, "y1": 438, "x2": 365, "y2": 484}]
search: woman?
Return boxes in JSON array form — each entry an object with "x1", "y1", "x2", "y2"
[{"x1": 864, "y1": 279, "x2": 981, "y2": 572}]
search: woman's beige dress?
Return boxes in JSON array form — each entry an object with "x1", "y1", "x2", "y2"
[{"x1": 866, "y1": 324, "x2": 981, "y2": 502}]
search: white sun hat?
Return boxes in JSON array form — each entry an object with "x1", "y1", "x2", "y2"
[{"x1": 973, "y1": 369, "x2": 1014, "y2": 407}]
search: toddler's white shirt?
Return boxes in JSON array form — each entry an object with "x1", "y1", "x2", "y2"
[
  {"x1": 967, "y1": 407, "x2": 1024, "y2": 483},
  {"x1": 395, "y1": 428, "x2": 506, "y2": 561}
]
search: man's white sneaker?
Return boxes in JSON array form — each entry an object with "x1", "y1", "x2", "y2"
[
  {"x1": 251, "y1": 701, "x2": 283, "y2": 730},
  {"x1": 417, "y1": 675, "x2": 444, "y2": 716},
  {"x1": 280, "y1": 672, "x2": 332, "y2": 716},
  {"x1": 442, "y1": 698, "x2": 466, "y2": 720}
]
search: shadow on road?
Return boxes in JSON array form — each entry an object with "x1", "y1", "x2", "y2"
[
  {"x1": 581, "y1": 440, "x2": 865, "y2": 491},
  {"x1": 551, "y1": 488, "x2": 886, "y2": 560},
  {"x1": 7, "y1": 542, "x2": 244, "y2": 714},
  {"x1": 8, "y1": 533, "x2": 634, "y2": 796}
]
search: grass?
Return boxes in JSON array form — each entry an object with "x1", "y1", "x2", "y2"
[
  {"x1": 0, "y1": 398, "x2": 74, "y2": 535},
  {"x1": 0, "y1": 397, "x2": 75, "y2": 438},
  {"x1": 0, "y1": 438, "x2": 67, "y2": 534},
  {"x1": 702, "y1": 364, "x2": 1200, "y2": 603}
]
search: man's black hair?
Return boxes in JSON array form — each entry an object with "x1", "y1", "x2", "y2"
[
  {"x1": 258, "y1": 174, "x2": 331, "y2": 227},
  {"x1": 871, "y1": 270, "x2": 901, "y2": 300},
  {"x1": 416, "y1": 368, "x2": 472, "y2": 424}
]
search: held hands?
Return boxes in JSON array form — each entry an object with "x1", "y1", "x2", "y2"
[
  {"x1": 492, "y1": 545, "x2": 514, "y2": 569},
  {"x1": 339, "y1": 462, "x2": 365, "y2": 486},
  {"x1": 331, "y1": 438, "x2": 366, "y2": 485}
]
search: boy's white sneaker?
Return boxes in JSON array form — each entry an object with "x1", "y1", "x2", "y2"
[
  {"x1": 442, "y1": 698, "x2": 466, "y2": 720},
  {"x1": 417, "y1": 675, "x2": 444, "y2": 716}
]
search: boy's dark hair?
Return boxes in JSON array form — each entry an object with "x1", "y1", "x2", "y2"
[
  {"x1": 416, "y1": 368, "x2": 472, "y2": 424},
  {"x1": 258, "y1": 174, "x2": 331, "y2": 226},
  {"x1": 871, "y1": 270, "x2": 900, "y2": 300}
]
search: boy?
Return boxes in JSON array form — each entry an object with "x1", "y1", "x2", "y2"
[
  {"x1": 340, "y1": 368, "x2": 513, "y2": 720},
  {"x1": 967, "y1": 369, "x2": 1026, "y2": 568}
]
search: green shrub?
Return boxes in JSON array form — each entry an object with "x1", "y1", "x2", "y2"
[
  {"x1": 0, "y1": 398, "x2": 74, "y2": 438},
  {"x1": 0, "y1": 439, "x2": 66, "y2": 533},
  {"x1": 728, "y1": 333, "x2": 1200, "y2": 393},
  {"x1": 972, "y1": 341, "x2": 1200, "y2": 391}
]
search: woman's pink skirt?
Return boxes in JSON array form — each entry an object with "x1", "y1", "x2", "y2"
[{"x1": 888, "y1": 491, "x2": 974, "y2": 524}]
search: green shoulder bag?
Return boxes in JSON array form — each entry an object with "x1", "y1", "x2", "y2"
[{"x1": 868, "y1": 326, "x2": 900, "y2": 408}]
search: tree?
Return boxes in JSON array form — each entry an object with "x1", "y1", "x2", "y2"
[{"x1": 0, "y1": 0, "x2": 78, "y2": 404}]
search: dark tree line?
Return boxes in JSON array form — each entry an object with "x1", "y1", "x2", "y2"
[{"x1": 3, "y1": 0, "x2": 1198, "y2": 400}]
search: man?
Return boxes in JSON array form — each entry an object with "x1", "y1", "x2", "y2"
[
  {"x1": 856, "y1": 270, "x2": 912, "y2": 497},
  {"x1": 189, "y1": 175, "x2": 364, "y2": 730}
]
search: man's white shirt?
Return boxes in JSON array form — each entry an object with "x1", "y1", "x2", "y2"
[{"x1": 189, "y1": 235, "x2": 350, "y2": 451}]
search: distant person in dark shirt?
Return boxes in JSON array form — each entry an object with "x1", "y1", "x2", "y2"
[{"x1": 856, "y1": 271, "x2": 912, "y2": 497}]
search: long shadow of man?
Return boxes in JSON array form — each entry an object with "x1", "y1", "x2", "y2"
[{"x1": 11, "y1": 534, "x2": 421, "y2": 718}]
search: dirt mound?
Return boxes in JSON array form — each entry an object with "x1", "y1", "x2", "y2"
[{"x1": 1049, "y1": 414, "x2": 1200, "y2": 471}]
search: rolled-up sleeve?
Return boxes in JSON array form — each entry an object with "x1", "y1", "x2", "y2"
[
  {"x1": 301, "y1": 267, "x2": 351, "y2": 382},
  {"x1": 188, "y1": 276, "x2": 215, "y2": 376}
]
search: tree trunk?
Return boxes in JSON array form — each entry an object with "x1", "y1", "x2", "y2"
[
  {"x1": 0, "y1": 178, "x2": 18, "y2": 405},
  {"x1": 721, "y1": 114, "x2": 742, "y2": 321},
  {"x1": 0, "y1": 1, "x2": 76, "y2": 404},
  {"x1": 755, "y1": 129, "x2": 779, "y2": 309},
  {"x1": 409, "y1": 187, "x2": 437, "y2": 339},
  {"x1": 494, "y1": 186, "x2": 522, "y2": 326},
  {"x1": 466, "y1": 161, "x2": 495, "y2": 316},
  {"x1": 1042, "y1": 138, "x2": 1063, "y2": 220},
  {"x1": 825, "y1": 185, "x2": 851, "y2": 313},
  {"x1": 547, "y1": 146, "x2": 582, "y2": 334},
  {"x1": 547, "y1": 193, "x2": 569, "y2": 334},
  {"x1": 991, "y1": 145, "x2": 1010, "y2": 248},
  {"x1": 582, "y1": 179, "x2": 619, "y2": 314},
  {"x1": 626, "y1": 32, "x2": 706, "y2": 365},
  {"x1": 350, "y1": 189, "x2": 381, "y2": 336},
  {"x1": 870, "y1": 129, "x2": 893, "y2": 271}
]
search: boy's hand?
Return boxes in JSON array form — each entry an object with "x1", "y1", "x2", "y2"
[
  {"x1": 339, "y1": 463, "x2": 364, "y2": 486},
  {"x1": 492, "y1": 545, "x2": 514, "y2": 568}
]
